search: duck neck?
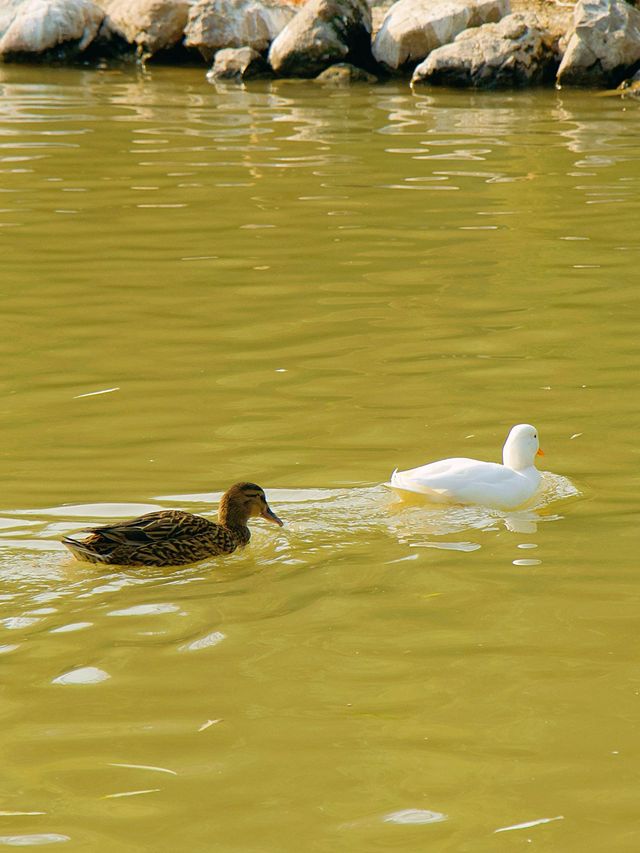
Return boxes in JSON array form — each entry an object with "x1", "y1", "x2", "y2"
[
  {"x1": 218, "y1": 499, "x2": 251, "y2": 545},
  {"x1": 502, "y1": 445, "x2": 533, "y2": 472}
]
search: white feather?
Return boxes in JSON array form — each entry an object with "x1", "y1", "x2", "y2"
[{"x1": 390, "y1": 424, "x2": 544, "y2": 511}]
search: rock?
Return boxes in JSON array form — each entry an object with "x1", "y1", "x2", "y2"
[
  {"x1": 412, "y1": 12, "x2": 558, "y2": 88},
  {"x1": 315, "y1": 61, "x2": 378, "y2": 83},
  {"x1": 0, "y1": 0, "x2": 104, "y2": 60},
  {"x1": 557, "y1": 0, "x2": 640, "y2": 87},
  {"x1": 98, "y1": 0, "x2": 190, "y2": 57},
  {"x1": 185, "y1": 0, "x2": 299, "y2": 62},
  {"x1": 373, "y1": 0, "x2": 510, "y2": 71},
  {"x1": 207, "y1": 45, "x2": 272, "y2": 79},
  {"x1": 511, "y1": 0, "x2": 571, "y2": 53},
  {"x1": 614, "y1": 66, "x2": 640, "y2": 96},
  {"x1": 268, "y1": 0, "x2": 373, "y2": 78},
  {"x1": 371, "y1": 0, "x2": 395, "y2": 40}
]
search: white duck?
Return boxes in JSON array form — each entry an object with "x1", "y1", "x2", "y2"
[{"x1": 390, "y1": 424, "x2": 545, "y2": 511}]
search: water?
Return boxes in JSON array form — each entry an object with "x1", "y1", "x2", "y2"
[{"x1": 0, "y1": 62, "x2": 639, "y2": 850}]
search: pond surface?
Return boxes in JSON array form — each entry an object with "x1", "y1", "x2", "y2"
[{"x1": 0, "y1": 64, "x2": 639, "y2": 851}]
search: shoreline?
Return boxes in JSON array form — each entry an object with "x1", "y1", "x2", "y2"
[{"x1": 1, "y1": 0, "x2": 638, "y2": 93}]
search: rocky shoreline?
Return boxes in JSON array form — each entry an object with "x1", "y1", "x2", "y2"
[{"x1": 1, "y1": 0, "x2": 640, "y2": 92}]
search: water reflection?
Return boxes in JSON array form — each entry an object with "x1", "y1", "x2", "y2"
[{"x1": 1, "y1": 69, "x2": 639, "y2": 242}]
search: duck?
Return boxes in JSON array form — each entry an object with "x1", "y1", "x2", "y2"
[
  {"x1": 62, "y1": 482, "x2": 283, "y2": 567},
  {"x1": 390, "y1": 424, "x2": 545, "y2": 511}
]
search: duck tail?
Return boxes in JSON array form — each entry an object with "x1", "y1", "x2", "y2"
[{"x1": 62, "y1": 535, "x2": 109, "y2": 564}]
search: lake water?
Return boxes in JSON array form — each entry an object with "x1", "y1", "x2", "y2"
[{"x1": 0, "y1": 63, "x2": 639, "y2": 851}]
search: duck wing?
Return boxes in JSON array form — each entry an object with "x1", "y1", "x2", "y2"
[
  {"x1": 82, "y1": 510, "x2": 217, "y2": 546},
  {"x1": 392, "y1": 458, "x2": 494, "y2": 493},
  {"x1": 63, "y1": 510, "x2": 239, "y2": 565},
  {"x1": 407, "y1": 458, "x2": 506, "y2": 486},
  {"x1": 391, "y1": 458, "x2": 538, "y2": 509}
]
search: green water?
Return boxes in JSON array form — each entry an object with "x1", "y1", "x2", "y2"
[{"x1": 0, "y1": 63, "x2": 639, "y2": 850}]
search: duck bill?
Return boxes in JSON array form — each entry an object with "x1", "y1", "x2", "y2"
[
  {"x1": 536, "y1": 448, "x2": 544, "y2": 456},
  {"x1": 261, "y1": 504, "x2": 283, "y2": 527}
]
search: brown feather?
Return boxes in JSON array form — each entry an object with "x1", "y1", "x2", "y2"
[{"x1": 62, "y1": 483, "x2": 282, "y2": 567}]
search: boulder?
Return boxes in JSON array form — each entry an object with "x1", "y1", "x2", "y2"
[
  {"x1": 268, "y1": 0, "x2": 373, "y2": 78},
  {"x1": 207, "y1": 45, "x2": 272, "y2": 79},
  {"x1": 373, "y1": 0, "x2": 510, "y2": 71},
  {"x1": 0, "y1": 0, "x2": 104, "y2": 59},
  {"x1": 185, "y1": 0, "x2": 298, "y2": 62},
  {"x1": 99, "y1": 0, "x2": 190, "y2": 56},
  {"x1": 412, "y1": 12, "x2": 558, "y2": 88},
  {"x1": 315, "y1": 61, "x2": 378, "y2": 82},
  {"x1": 510, "y1": 0, "x2": 571, "y2": 53},
  {"x1": 557, "y1": 0, "x2": 640, "y2": 87}
]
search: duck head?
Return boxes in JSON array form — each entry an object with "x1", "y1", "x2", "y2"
[
  {"x1": 502, "y1": 424, "x2": 544, "y2": 471},
  {"x1": 218, "y1": 482, "x2": 283, "y2": 528}
]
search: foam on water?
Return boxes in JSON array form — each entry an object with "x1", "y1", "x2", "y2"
[{"x1": 0, "y1": 472, "x2": 580, "y2": 580}]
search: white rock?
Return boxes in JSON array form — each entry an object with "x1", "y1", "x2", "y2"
[
  {"x1": 0, "y1": 0, "x2": 104, "y2": 58},
  {"x1": 557, "y1": 0, "x2": 640, "y2": 87},
  {"x1": 99, "y1": 0, "x2": 191, "y2": 55},
  {"x1": 268, "y1": 0, "x2": 372, "y2": 78},
  {"x1": 372, "y1": 0, "x2": 510, "y2": 71},
  {"x1": 185, "y1": 0, "x2": 298, "y2": 61},
  {"x1": 412, "y1": 12, "x2": 558, "y2": 88}
]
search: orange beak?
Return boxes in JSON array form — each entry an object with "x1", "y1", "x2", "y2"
[{"x1": 536, "y1": 448, "x2": 544, "y2": 457}]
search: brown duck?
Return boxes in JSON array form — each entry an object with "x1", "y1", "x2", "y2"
[{"x1": 62, "y1": 482, "x2": 283, "y2": 567}]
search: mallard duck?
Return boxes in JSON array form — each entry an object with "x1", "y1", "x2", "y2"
[
  {"x1": 62, "y1": 482, "x2": 283, "y2": 567},
  {"x1": 390, "y1": 424, "x2": 545, "y2": 511}
]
